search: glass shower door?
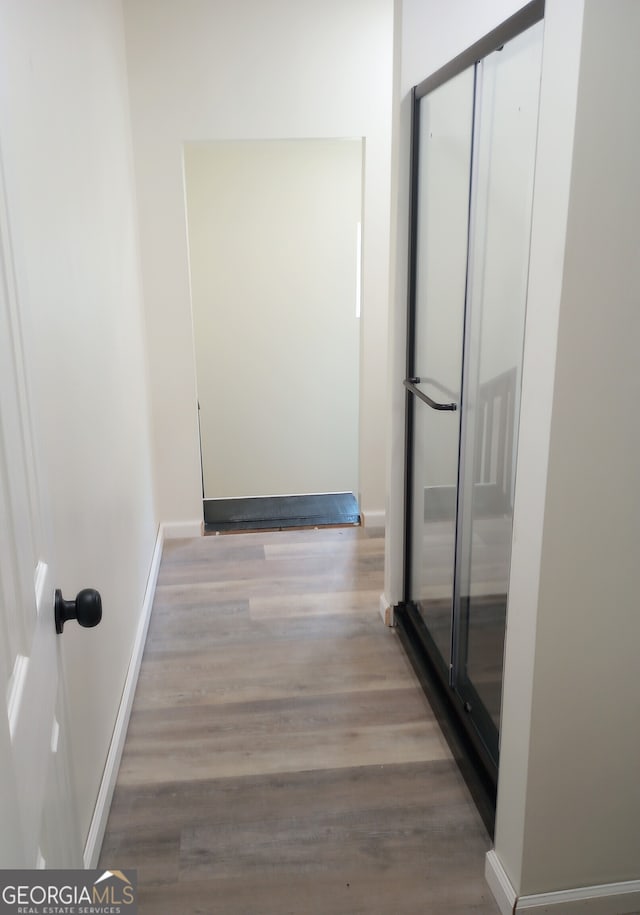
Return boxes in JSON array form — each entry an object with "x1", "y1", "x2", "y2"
[
  {"x1": 402, "y1": 12, "x2": 545, "y2": 781},
  {"x1": 405, "y1": 67, "x2": 475, "y2": 675},
  {"x1": 454, "y1": 22, "x2": 544, "y2": 760}
]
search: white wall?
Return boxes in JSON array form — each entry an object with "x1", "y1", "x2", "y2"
[
  {"x1": 0, "y1": 0, "x2": 157, "y2": 847},
  {"x1": 491, "y1": 0, "x2": 585, "y2": 895},
  {"x1": 185, "y1": 139, "x2": 362, "y2": 500},
  {"x1": 122, "y1": 0, "x2": 394, "y2": 526},
  {"x1": 498, "y1": 0, "x2": 640, "y2": 897},
  {"x1": 390, "y1": 0, "x2": 640, "y2": 906}
]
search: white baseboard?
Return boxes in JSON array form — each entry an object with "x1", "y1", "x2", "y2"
[
  {"x1": 517, "y1": 881, "x2": 640, "y2": 913},
  {"x1": 162, "y1": 519, "x2": 202, "y2": 539},
  {"x1": 361, "y1": 508, "x2": 385, "y2": 528},
  {"x1": 486, "y1": 850, "x2": 640, "y2": 915},
  {"x1": 83, "y1": 524, "x2": 164, "y2": 868},
  {"x1": 486, "y1": 851, "x2": 517, "y2": 915},
  {"x1": 379, "y1": 593, "x2": 393, "y2": 627}
]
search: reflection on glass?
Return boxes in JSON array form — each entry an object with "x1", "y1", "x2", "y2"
[
  {"x1": 409, "y1": 67, "x2": 474, "y2": 667},
  {"x1": 456, "y1": 21, "x2": 544, "y2": 730}
]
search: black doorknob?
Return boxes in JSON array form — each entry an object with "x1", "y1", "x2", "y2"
[{"x1": 55, "y1": 588, "x2": 102, "y2": 634}]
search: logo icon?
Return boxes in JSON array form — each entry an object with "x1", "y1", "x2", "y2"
[{"x1": 94, "y1": 871, "x2": 133, "y2": 886}]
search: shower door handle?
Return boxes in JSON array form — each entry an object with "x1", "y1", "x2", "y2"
[{"x1": 403, "y1": 377, "x2": 457, "y2": 411}]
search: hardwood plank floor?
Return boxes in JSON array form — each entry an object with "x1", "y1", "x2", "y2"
[{"x1": 100, "y1": 527, "x2": 498, "y2": 914}]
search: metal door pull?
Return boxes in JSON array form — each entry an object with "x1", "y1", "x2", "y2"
[{"x1": 403, "y1": 377, "x2": 457, "y2": 411}]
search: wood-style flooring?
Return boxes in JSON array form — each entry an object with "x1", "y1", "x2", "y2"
[{"x1": 100, "y1": 527, "x2": 499, "y2": 914}]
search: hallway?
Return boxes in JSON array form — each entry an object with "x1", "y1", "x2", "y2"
[{"x1": 100, "y1": 527, "x2": 498, "y2": 913}]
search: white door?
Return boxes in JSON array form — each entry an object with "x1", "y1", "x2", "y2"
[{"x1": 0, "y1": 168, "x2": 82, "y2": 867}]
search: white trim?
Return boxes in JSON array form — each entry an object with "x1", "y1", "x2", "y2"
[
  {"x1": 83, "y1": 524, "x2": 164, "y2": 868},
  {"x1": 517, "y1": 881, "x2": 640, "y2": 914},
  {"x1": 361, "y1": 508, "x2": 385, "y2": 528},
  {"x1": 379, "y1": 593, "x2": 393, "y2": 627},
  {"x1": 33, "y1": 561, "x2": 48, "y2": 616},
  {"x1": 7, "y1": 654, "x2": 29, "y2": 740},
  {"x1": 486, "y1": 850, "x2": 640, "y2": 915},
  {"x1": 162, "y1": 519, "x2": 202, "y2": 539},
  {"x1": 486, "y1": 850, "x2": 517, "y2": 915},
  {"x1": 355, "y1": 221, "x2": 362, "y2": 318},
  {"x1": 50, "y1": 717, "x2": 60, "y2": 755}
]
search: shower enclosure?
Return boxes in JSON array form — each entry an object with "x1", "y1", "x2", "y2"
[{"x1": 396, "y1": 2, "x2": 544, "y2": 796}]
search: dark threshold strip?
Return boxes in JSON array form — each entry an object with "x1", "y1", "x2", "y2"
[{"x1": 203, "y1": 492, "x2": 360, "y2": 533}]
